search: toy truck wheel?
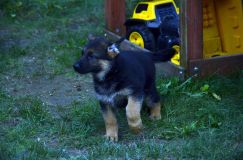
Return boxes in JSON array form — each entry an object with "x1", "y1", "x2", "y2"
[{"x1": 126, "y1": 25, "x2": 155, "y2": 51}]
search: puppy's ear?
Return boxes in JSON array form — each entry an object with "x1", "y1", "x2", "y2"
[
  {"x1": 107, "y1": 37, "x2": 125, "y2": 58},
  {"x1": 107, "y1": 44, "x2": 119, "y2": 58},
  {"x1": 107, "y1": 51, "x2": 117, "y2": 59},
  {"x1": 88, "y1": 34, "x2": 96, "y2": 40}
]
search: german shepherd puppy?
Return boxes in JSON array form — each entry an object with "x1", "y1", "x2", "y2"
[{"x1": 73, "y1": 36, "x2": 175, "y2": 141}]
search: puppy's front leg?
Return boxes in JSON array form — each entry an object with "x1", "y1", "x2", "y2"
[
  {"x1": 126, "y1": 96, "x2": 143, "y2": 134},
  {"x1": 100, "y1": 102, "x2": 118, "y2": 142}
]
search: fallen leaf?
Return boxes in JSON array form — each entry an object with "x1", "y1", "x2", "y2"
[{"x1": 212, "y1": 92, "x2": 221, "y2": 101}]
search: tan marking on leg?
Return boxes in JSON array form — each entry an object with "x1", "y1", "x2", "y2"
[
  {"x1": 102, "y1": 106, "x2": 118, "y2": 142},
  {"x1": 126, "y1": 96, "x2": 143, "y2": 134},
  {"x1": 149, "y1": 102, "x2": 161, "y2": 120}
]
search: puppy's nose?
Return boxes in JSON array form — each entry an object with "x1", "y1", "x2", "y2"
[{"x1": 73, "y1": 63, "x2": 80, "y2": 72}]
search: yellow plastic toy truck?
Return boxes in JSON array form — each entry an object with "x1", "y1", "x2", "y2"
[{"x1": 125, "y1": 0, "x2": 180, "y2": 65}]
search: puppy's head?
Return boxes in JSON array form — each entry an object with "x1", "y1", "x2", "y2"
[{"x1": 73, "y1": 36, "x2": 116, "y2": 74}]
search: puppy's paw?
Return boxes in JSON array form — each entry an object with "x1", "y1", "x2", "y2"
[
  {"x1": 149, "y1": 104, "x2": 161, "y2": 120},
  {"x1": 149, "y1": 114, "x2": 161, "y2": 120},
  {"x1": 129, "y1": 123, "x2": 143, "y2": 134},
  {"x1": 130, "y1": 126, "x2": 143, "y2": 134},
  {"x1": 105, "y1": 133, "x2": 118, "y2": 142}
]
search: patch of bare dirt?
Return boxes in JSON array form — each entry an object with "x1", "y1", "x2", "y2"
[
  {"x1": 0, "y1": 27, "x2": 95, "y2": 106},
  {"x1": 1, "y1": 73, "x2": 95, "y2": 106}
]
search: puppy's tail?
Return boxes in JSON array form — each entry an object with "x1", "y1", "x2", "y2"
[{"x1": 152, "y1": 48, "x2": 177, "y2": 62}]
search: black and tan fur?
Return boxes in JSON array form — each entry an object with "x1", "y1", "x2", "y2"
[{"x1": 73, "y1": 35, "x2": 175, "y2": 141}]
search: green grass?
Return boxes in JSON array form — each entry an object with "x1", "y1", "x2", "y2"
[
  {"x1": 0, "y1": 0, "x2": 104, "y2": 78},
  {"x1": 0, "y1": 0, "x2": 243, "y2": 159},
  {"x1": 1, "y1": 74, "x2": 242, "y2": 159}
]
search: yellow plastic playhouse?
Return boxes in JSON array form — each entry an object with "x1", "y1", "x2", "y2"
[{"x1": 203, "y1": 0, "x2": 243, "y2": 58}]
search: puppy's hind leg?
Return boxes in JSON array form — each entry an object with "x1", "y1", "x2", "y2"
[
  {"x1": 146, "y1": 86, "x2": 161, "y2": 120},
  {"x1": 100, "y1": 102, "x2": 118, "y2": 142},
  {"x1": 149, "y1": 102, "x2": 161, "y2": 120},
  {"x1": 126, "y1": 96, "x2": 143, "y2": 134}
]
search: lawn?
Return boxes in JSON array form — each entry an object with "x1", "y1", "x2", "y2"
[{"x1": 0, "y1": 0, "x2": 243, "y2": 159}]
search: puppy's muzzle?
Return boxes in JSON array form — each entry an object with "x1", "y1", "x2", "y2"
[{"x1": 73, "y1": 63, "x2": 80, "y2": 72}]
